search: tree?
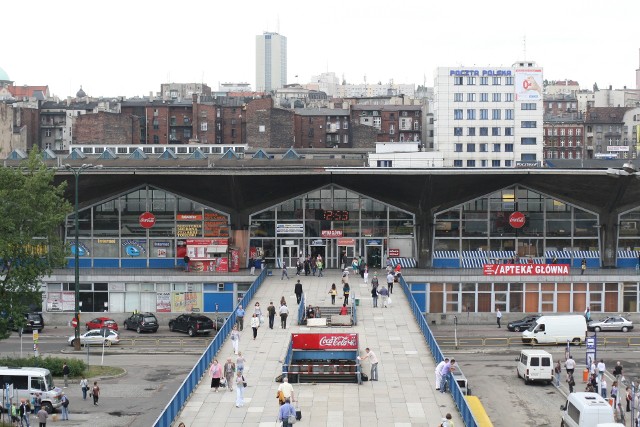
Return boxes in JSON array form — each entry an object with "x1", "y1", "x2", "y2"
[{"x1": 0, "y1": 150, "x2": 71, "y2": 339}]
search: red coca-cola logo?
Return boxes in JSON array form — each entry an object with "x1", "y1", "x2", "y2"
[
  {"x1": 509, "y1": 211, "x2": 526, "y2": 229},
  {"x1": 139, "y1": 212, "x2": 156, "y2": 229},
  {"x1": 319, "y1": 335, "x2": 357, "y2": 347}
]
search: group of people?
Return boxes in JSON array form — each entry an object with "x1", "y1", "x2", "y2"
[
  {"x1": 434, "y1": 358, "x2": 457, "y2": 393},
  {"x1": 295, "y1": 254, "x2": 324, "y2": 277},
  {"x1": 234, "y1": 300, "x2": 290, "y2": 344}
]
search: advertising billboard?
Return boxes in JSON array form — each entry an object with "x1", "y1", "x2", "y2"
[{"x1": 515, "y1": 69, "x2": 543, "y2": 101}]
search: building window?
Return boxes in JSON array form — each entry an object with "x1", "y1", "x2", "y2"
[
  {"x1": 231, "y1": 129, "x2": 236, "y2": 137},
  {"x1": 377, "y1": 160, "x2": 393, "y2": 167},
  {"x1": 521, "y1": 137, "x2": 537, "y2": 145},
  {"x1": 454, "y1": 77, "x2": 463, "y2": 85},
  {"x1": 505, "y1": 127, "x2": 514, "y2": 136},
  {"x1": 492, "y1": 109, "x2": 501, "y2": 120},
  {"x1": 505, "y1": 109, "x2": 514, "y2": 120},
  {"x1": 454, "y1": 127, "x2": 463, "y2": 136},
  {"x1": 521, "y1": 121, "x2": 537, "y2": 128},
  {"x1": 505, "y1": 93, "x2": 514, "y2": 102},
  {"x1": 480, "y1": 143, "x2": 488, "y2": 152},
  {"x1": 467, "y1": 109, "x2": 476, "y2": 120},
  {"x1": 505, "y1": 144, "x2": 514, "y2": 152},
  {"x1": 153, "y1": 119, "x2": 159, "y2": 130},
  {"x1": 492, "y1": 77, "x2": 501, "y2": 85},
  {"x1": 467, "y1": 93, "x2": 476, "y2": 102},
  {"x1": 521, "y1": 103, "x2": 537, "y2": 110},
  {"x1": 480, "y1": 93, "x2": 488, "y2": 102},
  {"x1": 505, "y1": 76, "x2": 514, "y2": 85},
  {"x1": 492, "y1": 127, "x2": 501, "y2": 136},
  {"x1": 454, "y1": 160, "x2": 463, "y2": 167},
  {"x1": 480, "y1": 109, "x2": 488, "y2": 120},
  {"x1": 153, "y1": 135, "x2": 159, "y2": 144},
  {"x1": 505, "y1": 160, "x2": 512, "y2": 167},
  {"x1": 480, "y1": 77, "x2": 488, "y2": 85},
  {"x1": 467, "y1": 77, "x2": 476, "y2": 85},
  {"x1": 389, "y1": 124, "x2": 395, "y2": 134},
  {"x1": 455, "y1": 143, "x2": 463, "y2": 152},
  {"x1": 183, "y1": 117, "x2": 190, "y2": 124},
  {"x1": 481, "y1": 160, "x2": 487, "y2": 167},
  {"x1": 480, "y1": 127, "x2": 489, "y2": 136},
  {"x1": 521, "y1": 153, "x2": 537, "y2": 161},
  {"x1": 200, "y1": 122, "x2": 208, "y2": 131},
  {"x1": 184, "y1": 129, "x2": 192, "y2": 138},
  {"x1": 454, "y1": 109, "x2": 463, "y2": 120},
  {"x1": 45, "y1": 129, "x2": 52, "y2": 137},
  {"x1": 170, "y1": 116, "x2": 176, "y2": 126},
  {"x1": 492, "y1": 93, "x2": 501, "y2": 102},
  {"x1": 454, "y1": 93, "x2": 463, "y2": 102},
  {"x1": 467, "y1": 127, "x2": 476, "y2": 136},
  {"x1": 493, "y1": 144, "x2": 501, "y2": 152},
  {"x1": 343, "y1": 121, "x2": 349, "y2": 129},
  {"x1": 492, "y1": 160, "x2": 500, "y2": 167},
  {"x1": 467, "y1": 143, "x2": 476, "y2": 152},
  {"x1": 577, "y1": 129, "x2": 582, "y2": 136},
  {"x1": 467, "y1": 160, "x2": 476, "y2": 167}
]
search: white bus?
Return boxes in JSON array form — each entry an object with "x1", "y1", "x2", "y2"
[{"x1": 0, "y1": 367, "x2": 64, "y2": 413}]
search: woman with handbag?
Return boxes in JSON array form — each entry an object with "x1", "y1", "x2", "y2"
[
  {"x1": 235, "y1": 370, "x2": 246, "y2": 408},
  {"x1": 209, "y1": 359, "x2": 222, "y2": 392}
]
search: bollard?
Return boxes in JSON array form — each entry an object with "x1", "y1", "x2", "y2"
[{"x1": 583, "y1": 368, "x2": 589, "y2": 382}]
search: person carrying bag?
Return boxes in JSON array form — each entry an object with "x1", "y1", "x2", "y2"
[{"x1": 278, "y1": 398, "x2": 297, "y2": 426}]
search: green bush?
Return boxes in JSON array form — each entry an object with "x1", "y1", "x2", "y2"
[{"x1": 0, "y1": 356, "x2": 86, "y2": 377}]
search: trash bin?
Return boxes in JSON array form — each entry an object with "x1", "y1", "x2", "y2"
[
  {"x1": 355, "y1": 298, "x2": 360, "y2": 306},
  {"x1": 583, "y1": 368, "x2": 589, "y2": 382}
]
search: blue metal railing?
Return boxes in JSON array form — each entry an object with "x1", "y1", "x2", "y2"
[
  {"x1": 282, "y1": 339, "x2": 293, "y2": 376},
  {"x1": 297, "y1": 293, "x2": 306, "y2": 325},
  {"x1": 153, "y1": 268, "x2": 268, "y2": 427},
  {"x1": 352, "y1": 296, "x2": 357, "y2": 325},
  {"x1": 399, "y1": 276, "x2": 478, "y2": 427}
]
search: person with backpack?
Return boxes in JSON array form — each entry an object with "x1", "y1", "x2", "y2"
[{"x1": 61, "y1": 394, "x2": 69, "y2": 420}]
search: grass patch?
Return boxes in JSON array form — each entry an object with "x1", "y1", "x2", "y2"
[{"x1": 84, "y1": 365, "x2": 125, "y2": 378}]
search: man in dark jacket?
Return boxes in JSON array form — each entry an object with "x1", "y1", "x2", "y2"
[{"x1": 294, "y1": 280, "x2": 303, "y2": 304}]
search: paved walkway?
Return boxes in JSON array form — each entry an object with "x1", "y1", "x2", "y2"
[{"x1": 175, "y1": 270, "x2": 463, "y2": 426}]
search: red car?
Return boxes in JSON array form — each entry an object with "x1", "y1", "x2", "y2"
[{"x1": 85, "y1": 317, "x2": 119, "y2": 331}]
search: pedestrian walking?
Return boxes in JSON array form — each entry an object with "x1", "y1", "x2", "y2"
[
  {"x1": 281, "y1": 263, "x2": 290, "y2": 280},
  {"x1": 600, "y1": 378, "x2": 608, "y2": 398},
  {"x1": 358, "y1": 347, "x2": 379, "y2": 381},
  {"x1": 363, "y1": 265, "x2": 369, "y2": 284},
  {"x1": 33, "y1": 393, "x2": 41, "y2": 415},
  {"x1": 209, "y1": 359, "x2": 222, "y2": 392},
  {"x1": 496, "y1": 308, "x2": 502, "y2": 328},
  {"x1": 565, "y1": 354, "x2": 576, "y2": 376},
  {"x1": 60, "y1": 394, "x2": 69, "y2": 420},
  {"x1": 554, "y1": 361, "x2": 562, "y2": 387},
  {"x1": 235, "y1": 305, "x2": 245, "y2": 331},
  {"x1": 254, "y1": 302, "x2": 263, "y2": 325},
  {"x1": 91, "y1": 381, "x2": 100, "y2": 405},
  {"x1": 371, "y1": 285, "x2": 378, "y2": 308},
  {"x1": 20, "y1": 399, "x2": 31, "y2": 427},
  {"x1": 231, "y1": 324, "x2": 240, "y2": 354},
  {"x1": 371, "y1": 273, "x2": 379, "y2": 289},
  {"x1": 581, "y1": 258, "x2": 586, "y2": 275},
  {"x1": 328, "y1": 284, "x2": 337, "y2": 305},
  {"x1": 278, "y1": 398, "x2": 297, "y2": 427},
  {"x1": 567, "y1": 372, "x2": 575, "y2": 393},
  {"x1": 267, "y1": 302, "x2": 276, "y2": 329},
  {"x1": 279, "y1": 303, "x2": 289, "y2": 329},
  {"x1": 439, "y1": 359, "x2": 456, "y2": 393},
  {"x1": 343, "y1": 282, "x2": 350, "y2": 305},
  {"x1": 80, "y1": 376, "x2": 89, "y2": 400},
  {"x1": 249, "y1": 256, "x2": 255, "y2": 275},
  {"x1": 386, "y1": 271, "x2": 394, "y2": 294},
  {"x1": 236, "y1": 352, "x2": 245, "y2": 374},
  {"x1": 250, "y1": 313, "x2": 260, "y2": 340},
  {"x1": 441, "y1": 413, "x2": 455, "y2": 427},
  {"x1": 377, "y1": 285, "x2": 389, "y2": 308},
  {"x1": 585, "y1": 306, "x2": 591, "y2": 322},
  {"x1": 340, "y1": 303, "x2": 348, "y2": 315},
  {"x1": 62, "y1": 362, "x2": 70, "y2": 388},
  {"x1": 613, "y1": 361, "x2": 623, "y2": 379},
  {"x1": 224, "y1": 358, "x2": 236, "y2": 392},
  {"x1": 183, "y1": 254, "x2": 190, "y2": 272},
  {"x1": 235, "y1": 371, "x2": 246, "y2": 407},
  {"x1": 435, "y1": 358, "x2": 449, "y2": 391},
  {"x1": 36, "y1": 406, "x2": 48, "y2": 427},
  {"x1": 390, "y1": 271, "x2": 399, "y2": 294},
  {"x1": 317, "y1": 258, "x2": 324, "y2": 277},
  {"x1": 597, "y1": 359, "x2": 606, "y2": 380},
  {"x1": 294, "y1": 280, "x2": 303, "y2": 304},
  {"x1": 277, "y1": 376, "x2": 295, "y2": 405}
]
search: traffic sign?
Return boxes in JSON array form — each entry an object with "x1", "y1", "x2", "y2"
[{"x1": 71, "y1": 318, "x2": 78, "y2": 328}]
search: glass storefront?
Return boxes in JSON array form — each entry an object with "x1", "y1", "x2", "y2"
[{"x1": 249, "y1": 184, "x2": 416, "y2": 269}]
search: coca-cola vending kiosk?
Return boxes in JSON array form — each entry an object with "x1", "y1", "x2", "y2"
[{"x1": 291, "y1": 333, "x2": 358, "y2": 350}]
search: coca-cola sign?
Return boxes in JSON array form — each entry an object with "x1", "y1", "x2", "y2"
[
  {"x1": 291, "y1": 333, "x2": 358, "y2": 350},
  {"x1": 139, "y1": 212, "x2": 156, "y2": 229},
  {"x1": 509, "y1": 211, "x2": 526, "y2": 229}
]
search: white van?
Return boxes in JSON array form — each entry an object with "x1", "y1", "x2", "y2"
[
  {"x1": 522, "y1": 315, "x2": 587, "y2": 345},
  {"x1": 560, "y1": 392, "x2": 616, "y2": 427},
  {"x1": 516, "y1": 349, "x2": 553, "y2": 384},
  {"x1": 0, "y1": 366, "x2": 64, "y2": 413}
]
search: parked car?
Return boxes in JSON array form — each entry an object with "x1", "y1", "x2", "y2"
[
  {"x1": 10, "y1": 312, "x2": 45, "y2": 332},
  {"x1": 507, "y1": 315, "x2": 540, "y2": 332},
  {"x1": 168, "y1": 314, "x2": 214, "y2": 336},
  {"x1": 588, "y1": 316, "x2": 633, "y2": 332},
  {"x1": 85, "y1": 317, "x2": 118, "y2": 331},
  {"x1": 123, "y1": 312, "x2": 159, "y2": 333},
  {"x1": 68, "y1": 329, "x2": 120, "y2": 346}
]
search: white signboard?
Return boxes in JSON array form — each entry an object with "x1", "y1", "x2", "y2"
[
  {"x1": 276, "y1": 223, "x2": 304, "y2": 235},
  {"x1": 606, "y1": 146, "x2": 630, "y2": 152}
]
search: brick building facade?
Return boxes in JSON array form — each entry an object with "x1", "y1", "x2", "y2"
[{"x1": 73, "y1": 111, "x2": 140, "y2": 145}]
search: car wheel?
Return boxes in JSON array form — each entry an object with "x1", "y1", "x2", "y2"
[
  {"x1": 514, "y1": 326, "x2": 521, "y2": 332},
  {"x1": 531, "y1": 339, "x2": 538, "y2": 346},
  {"x1": 124, "y1": 322, "x2": 129, "y2": 330},
  {"x1": 188, "y1": 327, "x2": 195, "y2": 337},
  {"x1": 572, "y1": 338, "x2": 581, "y2": 345},
  {"x1": 169, "y1": 323, "x2": 174, "y2": 332},
  {"x1": 595, "y1": 326, "x2": 601, "y2": 332},
  {"x1": 517, "y1": 369, "x2": 521, "y2": 378},
  {"x1": 622, "y1": 326, "x2": 629, "y2": 332},
  {"x1": 42, "y1": 402, "x2": 53, "y2": 414},
  {"x1": 137, "y1": 326, "x2": 142, "y2": 334}
]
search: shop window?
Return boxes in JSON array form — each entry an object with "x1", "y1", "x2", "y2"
[
  {"x1": 509, "y1": 283, "x2": 523, "y2": 312},
  {"x1": 572, "y1": 283, "x2": 587, "y2": 312},
  {"x1": 446, "y1": 283, "x2": 459, "y2": 312},
  {"x1": 430, "y1": 283, "x2": 444, "y2": 313},
  {"x1": 525, "y1": 283, "x2": 539, "y2": 312},
  {"x1": 557, "y1": 283, "x2": 571, "y2": 312},
  {"x1": 623, "y1": 283, "x2": 638, "y2": 312},
  {"x1": 604, "y1": 283, "x2": 618, "y2": 312},
  {"x1": 478, "y1": 283, "x2": 492, "y2": 312}
]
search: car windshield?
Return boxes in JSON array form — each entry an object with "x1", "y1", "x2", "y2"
[
  {"x1": 527, "y1": 323, "x2": 536, "y2": 332},
  {"x1": 45, "y1": 373, "x2": 55, "y2": 391}
]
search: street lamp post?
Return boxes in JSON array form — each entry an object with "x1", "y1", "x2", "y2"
[{"x1": 64, "y1": 163, "x2": 101, "y2": 350}]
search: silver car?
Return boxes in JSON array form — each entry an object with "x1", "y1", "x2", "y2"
[
  {"x1": 68, "y1": 329, "x2": 120, "y2": 346},
  {"x1": 588, "y1": 316, "x2": 633, "y2": 332}
]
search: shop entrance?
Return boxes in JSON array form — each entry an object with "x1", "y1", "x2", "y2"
[
  {"x1": 338, "y1": 243, "x2": 356, "y2": 270},
  {"x1": 281, "y1": 243, "x2": 299, "y2": 268},
  {"x1": 365, "y1": 244, "x2": 383, "y2": 269},
  {"x1": 309, "y1": 240, "x2": 326, "y2": 267}
]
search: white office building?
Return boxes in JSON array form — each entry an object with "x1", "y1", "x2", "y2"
[
  {"x1": 255, "y1": 32, "x2": 287, "y2": 92},
  {"x1": 434, "y1": 61, "x2": 544, "y2": 168}
]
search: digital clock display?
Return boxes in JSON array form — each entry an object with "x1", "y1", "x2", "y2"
[{"x1": 315, "y1": 210, "x2": 349, "y2": 221}]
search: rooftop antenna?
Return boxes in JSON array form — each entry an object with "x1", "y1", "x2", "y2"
[
  {"x1": 522, "y1": 35, "x2": 527, "y2": 60},
  {"x1": 276, "y1": 14, "x2": 280, "y2": 34}
]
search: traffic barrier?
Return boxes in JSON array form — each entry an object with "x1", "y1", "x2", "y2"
[
  {"x1": 466, "y1": 395, "x2": 494, "y2": 427},
  {"x1": 152, "y1": 269, "x2": 268, "y2": 427}
]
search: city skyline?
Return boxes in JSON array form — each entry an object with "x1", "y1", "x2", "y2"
[{"x1": 3, "y1": 0, "x2": 639, "y2": 98}]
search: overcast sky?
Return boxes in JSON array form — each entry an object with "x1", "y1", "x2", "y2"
[{"x1": 3, "y1": 0, "x2": 639, "y2": 98}]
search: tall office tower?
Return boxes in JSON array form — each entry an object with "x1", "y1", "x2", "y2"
[{"x1": 256, "y1": 32, "x2": 287, "y2": 92}]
